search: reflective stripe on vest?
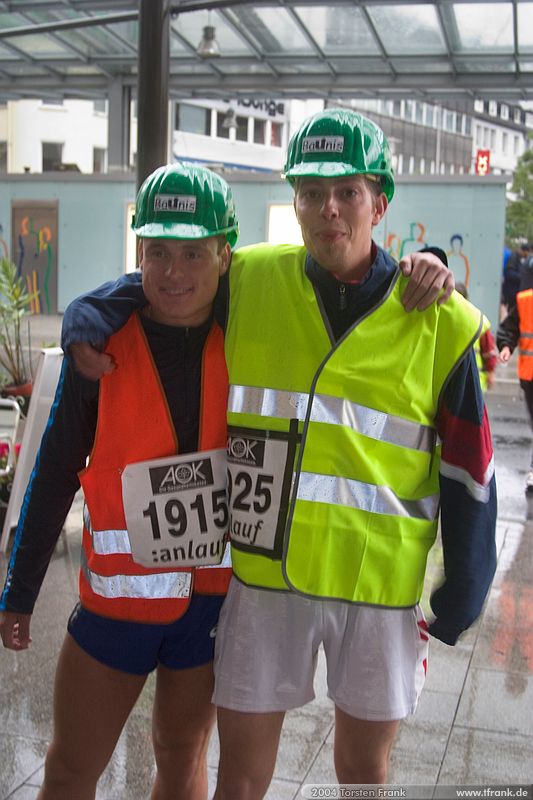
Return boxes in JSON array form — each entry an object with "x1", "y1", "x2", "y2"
[
  {"x1": 84, "y1": 506, "x2": 132, "y2": 555},
  {"x1": 79, "y1": 313, "x2": 231, "y2": 623},
  {"x1": 225, "y1": 243, "x2": 481, "y2": 606},
  {"x1": 80, "y1": 546, "x2": 192, "y2": 600},
  {"x1": 229, "y1": 386, "x2": 437, "y2": 453},
  {"x1": 296, "y1": 472, "x2": 439, "y2": 520},
  {"x1": 517, "y1": 290, "x2": 533, "y2": 381}
]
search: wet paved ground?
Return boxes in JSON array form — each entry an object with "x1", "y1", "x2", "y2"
[{"x1": 0, "y1": 317, "x2": 532, "y2": 798}]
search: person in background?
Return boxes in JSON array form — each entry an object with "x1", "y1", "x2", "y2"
[
  {"x1": 501, "y1": 243, "x2": 531, "y2": 314},
  {"x1": 419, "y1": 246, "x2": 498, "y2": 392},
  {"x1": 59, "y1": 110, "x2": 495, "y2": 798},
  {"x1": 0, "y1": 164, "x2": 237, "y2": 800},
  {"x1": 498, "y1": 260, "x2": 533, "y2": 494}
]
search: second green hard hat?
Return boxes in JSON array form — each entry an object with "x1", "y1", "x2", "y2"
[
  {"x1": 283, "y1": 109, "x2": 395, "y2": 202},
  {"x1": 132, "y1": 163, "x2": 239, "y2": 247}
]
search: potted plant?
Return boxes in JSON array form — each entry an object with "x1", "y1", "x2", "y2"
[{"x1": 0, "y1": 257, "x2": 38, "y2": 411}]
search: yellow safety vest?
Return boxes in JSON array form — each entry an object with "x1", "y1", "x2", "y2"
[
  {"x1": 225, "y1": 243, "x2": 482, "y2": 607},
  {"x1": 475, "y1": 315, "x2": 491, "y2": 392}
]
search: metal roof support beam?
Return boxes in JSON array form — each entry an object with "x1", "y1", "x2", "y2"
[
  {"x1": 137, "y1": 0, "x2": 170, "y2": 190},
  {"x1": 108, "y1": 77, "x2": 131, "y2": 172}
]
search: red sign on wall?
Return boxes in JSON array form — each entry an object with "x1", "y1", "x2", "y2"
[{"x1": 475, "y1": 149, "x2": 491, "y2": 176}]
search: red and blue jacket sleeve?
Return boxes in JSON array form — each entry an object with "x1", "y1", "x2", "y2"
[{"x1": 429, "y1": 348, "x2": 497, "y2": 645}]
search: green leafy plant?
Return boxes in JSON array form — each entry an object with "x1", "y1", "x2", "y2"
[{"x1": 0, "y1": 257, "x2": 38, "y2": 388}]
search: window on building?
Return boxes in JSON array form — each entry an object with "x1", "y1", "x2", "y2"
[
  {"x1": 42, "y1": 141, "x2": 63, "y2": 171},
  {"x1": 271, "y1": 122, "x2": 283, "y2": 147},
  {"x1": 415, "y1": 103, "x2": 424, "y2": 124},
  {"x1": 475, "y1": 125, "x2": 482, "y2": 146},
  {"x1": 502, "y1": 132, "x2": 508, "y2": 154},
  {"x1": 216, "y1": 112, "x2": 230, "y2": 139},
  {"x1": 176, "y1": 103, "x2": 210, "y2": 136},
  {"x1": 93, "y1": 147, "x2": 107, "y2": 173},
  {"x1": 408, "y1": 155, "x2": 415, "y2": 174},
  {"x1": 483, "y1": 127, "x2": 489, "y2": 148},
  {"x1": 455, "y1": 114, "x2": 463, "y2": 134},
  {"x1": 490, "y1": 129, "x2": 496, "y2": 150},
  {"x1": 501, "y1": 104, "x2": 509, "y2": 121},
  {"x1": 488, "y1": 100, "x2": 497, "y2": 116},
  {"x1": 464, "y1": 116, "x2": 472, "y2": 136},
  {"x1": 42, "y1": 98, "x2": 64, "y2": 107},
  {"x1": 392, "y1": 100, "x2": 401, "y2": 117},
  {"x1": 430, "y1": 160, "x2": 435, "y2": 174},
  {"x1": 93, "y1": 99, "x2": 107, "y2": 114},
  {"x1": 405, "y1": 100, "x2": 414, "y2": 121},
  {"x1": 254, "y1": 118, "x2": 266, "y2": 144},
  {"x1": 236, "y1": 115, "x2": 248, "y2": 142},
  {"x1": 514, "y1": 135, "x2": 521, "y2": 156},
  {"x1": 425, "y1": 106, "x2": 435, "y2": 127},
  {"x1": 397, "y1": 154, "x2": 403, "y2": 175},
  {"x1": 514, "y1": 108, "x2": 522, "y2": 124},
  {"x1": 419, "y1": 157, "x2": 425, "y2": 174},
  {"x1": 0, "y1": 141, "x2": 6, "y2": 172},
  {"x1": 445, "y1": 111, "x2": 455, "y2": 132},
  {"x1": 474, "y1": 99, "x2": 484, "y2": 113}
]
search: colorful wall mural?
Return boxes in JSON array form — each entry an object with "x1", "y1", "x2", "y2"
[
  {"x1": 385, "y1": 222, "x2": 471, "y2": 288},
  {"x1": 11, "y1": 202, "x2": 58, "y2": 314}
]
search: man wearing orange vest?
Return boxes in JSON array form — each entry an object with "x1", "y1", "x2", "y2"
[
  {"x1": 0, "y1": 164, "x2": 238, "y2": 800},
  {"x1": 498, "y1": 272, "x2": 533, "y2": 493}
]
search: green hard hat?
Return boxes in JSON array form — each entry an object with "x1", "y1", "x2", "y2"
[
  {"x1": 132, "y1": 163, "x2": 239, "y2": 247},
  {"x1": 283, "y1": 108, "x2": 395, "y2": 202}
]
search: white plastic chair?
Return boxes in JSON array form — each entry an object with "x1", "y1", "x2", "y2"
[{"x1": 0, "y1": 398, "x2": 21, "y2": 480}]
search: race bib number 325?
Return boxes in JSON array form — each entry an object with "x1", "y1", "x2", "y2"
[
  {"x1": 122, "y1": 448, "x2": 228, "y2": 568},
  {"x1": 227, "y1": 427, "x2": 295, "y2": 558}
]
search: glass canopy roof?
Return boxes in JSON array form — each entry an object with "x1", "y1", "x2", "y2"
[{"x1": 0, "y1": 0, "x2": 532, "y2": 102}]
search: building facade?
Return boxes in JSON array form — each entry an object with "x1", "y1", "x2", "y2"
[{"x1": 1, "y1": 96, "x2": 531, "y2": 179}]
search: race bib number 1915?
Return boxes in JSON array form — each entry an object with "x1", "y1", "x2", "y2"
[{"x1": 122, "y1": 448, "x2": 228, "y2": 568}]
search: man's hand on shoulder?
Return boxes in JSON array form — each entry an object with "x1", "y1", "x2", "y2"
[
  {"x1": 71, "y1": 343, "x2": 116, "y2": 382},
  {"x1": 400, "y1": 251, "x2": 455, "y2": 311}
]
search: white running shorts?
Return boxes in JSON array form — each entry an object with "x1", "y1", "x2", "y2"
[{"x1": 213, "y1": 578, "x2": 429, "y2": 721}]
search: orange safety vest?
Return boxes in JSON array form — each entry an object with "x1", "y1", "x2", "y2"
[
  {"x1": 78, "y1": 312, "x2": 231, "y2": 623},
  {"x1": 517, "y1": 289, "x2": 533, "y2": 381}
]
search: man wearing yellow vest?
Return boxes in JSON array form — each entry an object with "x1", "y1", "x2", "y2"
[
  {"x1": 58, "y1": 110, "x2": 496, "y2": 796},
  {"x1": 0, "y1": 164, "x2": 237, "y2": 799},
  {"x1": 211, "y1": 110, "x2": 496, "y2": 797},
  {"x1": 498, "y1": 267, "x2": 533, "y2": 492}
]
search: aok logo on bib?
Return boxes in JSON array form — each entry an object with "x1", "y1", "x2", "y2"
[{"x1": 149, "y1": 459, "x2": 214, "y2": 495}]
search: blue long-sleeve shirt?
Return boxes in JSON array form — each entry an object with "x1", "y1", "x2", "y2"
[{"x1": 58, "y1": 244, "x2": 497, "y2": 646}]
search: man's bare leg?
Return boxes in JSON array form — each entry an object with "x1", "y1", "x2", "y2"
[
  {"x1": 213, "y1": 707, "x2": 285, "y2": 800},
  {"x1": 333, "y1": 706, "x2": 400, "y2": 785}
]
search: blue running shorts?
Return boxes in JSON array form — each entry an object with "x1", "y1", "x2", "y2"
[{"x1": 67, "y1": 593, "x2": 224, "y2": 675}]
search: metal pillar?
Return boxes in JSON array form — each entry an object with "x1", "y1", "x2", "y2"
[
  {"x1": 108, "y1": 78, "x2": 131, "y2": 171},
  {"x1": 136, "y1": 0, "x2": 170, "y2": 190}
]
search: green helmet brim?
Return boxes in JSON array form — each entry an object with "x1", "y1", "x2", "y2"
[
  {"x1": 133, "y1": 221, "x2": 239, "y2": 248},
  {"x1": 284, "y1": 162, "x2": 395, "y2": 202}
]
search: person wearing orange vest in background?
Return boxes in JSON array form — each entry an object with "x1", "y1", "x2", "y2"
[
  {"x1": 498, "y1": 263, "x2": 533, "y2": 493},
  {"x1": 0, "y1": 164, "x2": 237, "y2": 800}
]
